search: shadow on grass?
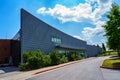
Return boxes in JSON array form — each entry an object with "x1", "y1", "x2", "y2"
[
  {"x1": 113, "y1": 62, "x2": 120, "y2": 68},
  {"x1": 109, "y1": 56, "x2": 120, "y2": 60},
  {"x1": 110, "y1": 55, "x2": 118, "y2": 58}
]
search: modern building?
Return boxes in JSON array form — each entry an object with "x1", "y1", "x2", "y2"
[{"x1": 0, "y1": 9, "x2": 102, "y2": 65}]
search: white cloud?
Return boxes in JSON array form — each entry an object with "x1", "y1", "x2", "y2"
[
  {"x1": 37, "y1": 0, "x2": 112, "y2": 45},
  {"x1": 82, "y1": 21, "x2": 105, "y2": 42},
  {"x1": 37, "y1": 3, "x2": 93, "y2": 23},
  {"x1": 73, "y1": 35, "x2": 84, "y2": 40},
  {"x1": 37, "y1": 0, "x2": 112, "y2": 23}
]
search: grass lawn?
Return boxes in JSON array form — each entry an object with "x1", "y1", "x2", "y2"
[
  {"x1": 97, "y1": 51, "x2": 117, "y2": 57},
  {"x1": 102, "y1": 58, "x2": 120, "y2": 69}
]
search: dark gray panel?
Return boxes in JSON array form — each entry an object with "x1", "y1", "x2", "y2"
[
  {"x1": 87, "y1": 45, "x2": 102, "y2": 57},
  {"x1": 21, "y1": 9, "x2": 87, "y2": 54},
  {"x1": 20, "y1": 9, "x2": 102, "y2": 59}
]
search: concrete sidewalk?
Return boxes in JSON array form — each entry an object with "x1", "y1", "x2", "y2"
[
  {"x1": 0, "y1": 70, "x2": 5, "y2": 74},
  {"x1": 0, "y1": 67, "x2": 19, "y2": 74}
]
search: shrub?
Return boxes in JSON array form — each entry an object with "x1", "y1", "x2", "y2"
[
  {"x1": 67, "y1": 53, "x2": 83, "y2": 61},
  {"x1": 23, "y1": 50, "x2": 33, "y2": 63},
  {"x1": 19, "y1": 50, "x2": 84, "y2": 71},
  {"x1": 49, "y1": 51, "x2": 60, "y2": 65},
  {"x1": 43, "y1": 55, "x2": 51, "y2": 67},
  {"x1": 71, "y1": 53, "x2": 76, "y2": 61},
  {"x1": 34, "y1": 50, "x2": 44, "y2": 66},
  {"x1": 75, "y1": 55, "x2": 82, "y2": 60},
  {"x1": 27, "y1": 56, "x2": 41, "y2": 69},
  {"x1": 19, "y1": 50, "x2": 44, "y2": 70},
  {"x1": 60, "y1": 55, "x2": 68, "y2": 63},
  {"x1": 19, "y1": 62, "x2": 29, "y2": 71},
  {"x1": 67, "y1": 53, "x2": 76, "y2": 61}
]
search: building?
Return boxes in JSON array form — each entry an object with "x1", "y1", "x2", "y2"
[
  {"x1": 0, "y1": 9, "x2": 102, "y2": 65},
  {"x1": 0, "y1": 39, "x2": 20, "y2": 66}
]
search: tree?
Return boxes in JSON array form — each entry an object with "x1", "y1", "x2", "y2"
[
  {"x1": 102, "y1": 43, "x2": 106, "y2": 52},
  {"x1": 103, "y1": 4, "x2": 120, "y2": 57}
]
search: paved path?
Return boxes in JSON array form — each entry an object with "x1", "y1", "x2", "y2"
[
  {"x1": 27, "y1": 57, "x2": 107, "y2": 80},
  {"x1": 0, "y1": 57, "x2": 119, "y2": 80},
  {"x1": 102, "y1": 68, "x2": 120, "y2": 80}
]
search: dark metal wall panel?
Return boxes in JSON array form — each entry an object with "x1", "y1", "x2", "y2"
[
  {"x1": 20, "y1": 9, "x2": 102, "y2": 60},
  {"x1": 87, "y1": 45, "x2": 102, "y2": 57},
  {"x1": 21, "y1": 9, "x2": 87, "y2": 54}
]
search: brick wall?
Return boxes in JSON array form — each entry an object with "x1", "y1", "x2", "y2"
[
  {"x1": 0, "y1": 39, "x2": 11, "y2": 64},
  {"x1": 0, "y1": 39, "x2": 20, "y2": 66}
]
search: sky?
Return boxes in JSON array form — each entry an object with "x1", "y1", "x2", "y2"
[{"x1": 0, "y1": 0, "x2": 120, "y2": 46}]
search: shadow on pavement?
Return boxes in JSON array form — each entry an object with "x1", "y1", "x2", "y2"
[{"x1": 0, "y1": 66, "x2": 19, "y2": 73}]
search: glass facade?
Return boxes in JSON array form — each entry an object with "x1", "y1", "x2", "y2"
[{"x1": 57, "y1": 50, "x2": 86, "y2": 57}]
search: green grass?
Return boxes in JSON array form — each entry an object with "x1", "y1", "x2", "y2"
[
  {"x1": 97, "y1": 51, "x2": 117, "y2": 57},
  {"x1": 102, "y1": 58, "x2": 120, "y2": 69}
]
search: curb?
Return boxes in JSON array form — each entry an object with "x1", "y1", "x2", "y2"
[
  {"x1": 34, "y1": 58, "x2": 96, "y2": 75},
  {"x1": 100, "y1": 66, "x2": 120, "y2": 70},
  {"x1": 34, "y1": 61, "x2": 78, "y2": 75}
]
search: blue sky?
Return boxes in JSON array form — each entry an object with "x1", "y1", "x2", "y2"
[{"x1": 0, "y1": 0, "x2": 120, "y2": 46}]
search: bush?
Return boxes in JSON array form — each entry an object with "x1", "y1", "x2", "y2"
[
  {"x1": 34, "y1": 50, "x2": 44, "y2": 66},
  {"x1": 19, "y1": 62, "x2": 29, "y2": 71},
  {"x1": 67, "y1": 53, "x2": 76, "y2": 61},
  {"x1": 27, "y1": 56, "x2": 41, "y2": 69},
  {"x1": 19, "y1": 50, "x2": 84, "y2": 71},
  {"x1": 60, "y1": 55, "x2": 68, "y2": 63},
  {"x1": 43, "y1": 55, "x2": 51, "y2": 67},
  {"x1": 67, "y1": 53, "x2": 83, "y2": 61},
  {"x1": 75, "y1": 55, "x2": 82, "y2": 60},
  {"x1": 19, "y1": 50, "x2": 44, "y2": 70},
  {"x1": 49, "y1": 51, "x2": 60, "y2": 65},
  {"x1": 23, "y1": 50, "x2": 33, "y2": 63}
]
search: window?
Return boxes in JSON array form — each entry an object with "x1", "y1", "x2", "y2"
[{"x1": 51, "y1": 37, "x2": 61, "y2": 44}]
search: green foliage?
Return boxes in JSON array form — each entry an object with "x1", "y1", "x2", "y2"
[
  {"x1": 19, "y1": 50, "x2": 44, "y2": 70},
  {"x1": 97, "y1": 51, "x2": 117, "y2": 57},
  {"x1": 34, "y1": 50, "x2": 44, "y2": 66},
  {"x1": 67, "y1": 53, "x2": 73, "y2": 61},
  {"x1": 23, "y1": 50, "x2": 33, "y2": 63},
  {"x1": 19, "y1": 50, "x2": 84, "y2": 71},
  {"x1": 49, "y1": 51, "x2": 60, "y2": 65},
  {"x1": 60, "y1": 55, "x2": 68, "y2": 63},
  {"x1": 43, "y1": 55, "x2": 51, "y2": 67},
  {"x1": 27, "y1": 56, "x2": 41, "y2": 69},
  {"x1": 75, "y1": 54, "x2": 82, "y2": 60},
  {"x1": 67, "y1": 53, "x2": 82, "y2": 61},
  {"x1": 102, "y1": 58, "x2": 120, "y2": 68},
  {"x1": 19, "y1": 62, "x2": 29, "y2": 71},
  {"x1": 103, "y1": 4, "x2": 120, "y2": 57}
]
